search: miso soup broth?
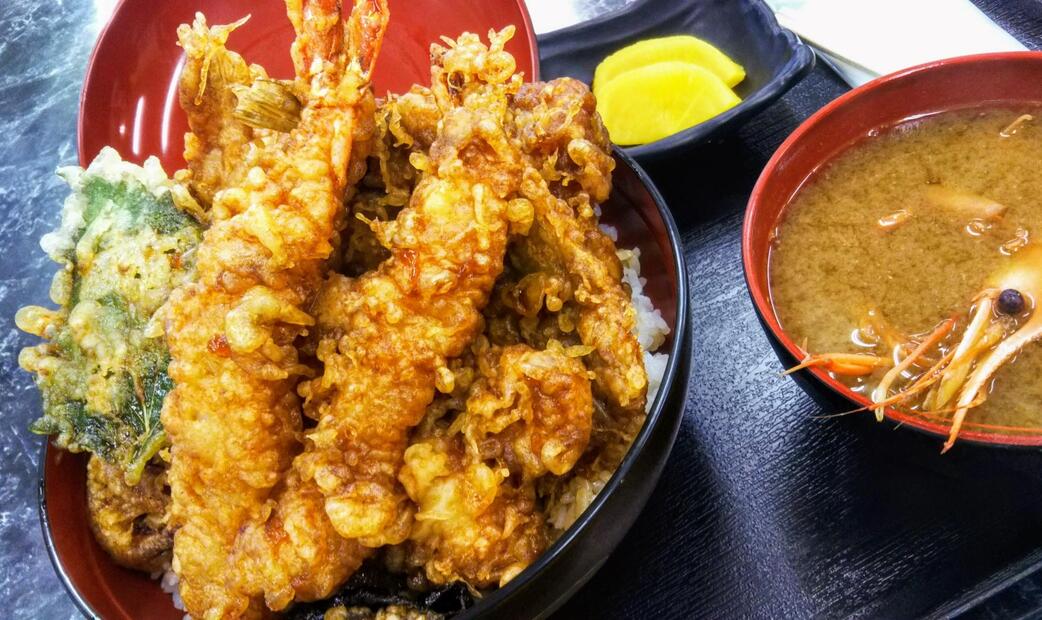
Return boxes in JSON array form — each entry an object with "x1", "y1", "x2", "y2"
[{"x1": 769, "y1": 106, "x2": 1042, "y2": 432}]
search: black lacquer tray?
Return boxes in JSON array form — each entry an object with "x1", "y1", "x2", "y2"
[{"x1": 543, "y1": 0, "x2": 1042, "y2": 618}]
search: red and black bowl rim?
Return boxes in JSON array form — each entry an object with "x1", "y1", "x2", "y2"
[{"x1": 742, "y1": 51, "x2": 1042, "y2": 449}]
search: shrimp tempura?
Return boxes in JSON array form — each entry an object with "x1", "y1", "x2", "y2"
[
  {"x1": 294, "y1": 26, "x2": 529, "y2": 548},
  {"x1": 509, "y1": 78, "x2": 646, "y2": 414},
  {"x1": 219, "y1": 25, "x2": 531, "y2": 615},
  {"x1": 161, "y1": 0, "x2": 385, "y2": 616},
  {"x1": 401, "y1": 341, "x2": 594, "y2": 587},
  {"x1": 385, "y1": 78, "x2": 647, "y2": 414}
]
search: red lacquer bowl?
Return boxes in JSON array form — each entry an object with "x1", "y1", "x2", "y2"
[
  {"x1": 743, "y1": 51, "x2": 1042, "y2": 449},
  {"x1": 45, "y1": 1, "x2": 692, "y2": 618},
  {"x1": 77, "y1": 0, "x2": 539, "y2": 170}
]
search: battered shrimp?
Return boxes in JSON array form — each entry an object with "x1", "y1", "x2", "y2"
[
  {"x1": 294, "y1": 26, "x2": 528, "y2": 551},
  {"x1": 509, "y1": 78, "x2": 646, "y2": 414},
  {"x1": 223, "y1": 26, "x2": 529, "y2": 615},
  {"x1": 401, "y1": 341, "x2": 594, "y2": 587},
  {"x1": 175, "y1": 14, "x2": 262, "y2": 208},
  {"x1": 507, "y1": 80, "x2": 651, "y2": 518},
  {"x1": 161, "y1": 0, "x2": 385, "y2": 616}
]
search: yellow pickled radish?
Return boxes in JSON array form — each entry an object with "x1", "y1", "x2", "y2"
[
  {"x1": 596, "y1": 61, "x2": 741, "y2": 146},
  {"x1": 593, "y1": 35, "x2": 746, "y2": 93}
]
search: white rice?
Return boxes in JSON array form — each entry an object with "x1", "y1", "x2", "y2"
[
  {"x1": 618, "y1": 246, "x2": 670, "y2": 410},
  {"x1": 599, "y1": 223, "x2": 671, "y2": 408},
  {"x1": 159, "y1": 568, "x2": 185, "y2": 613}
]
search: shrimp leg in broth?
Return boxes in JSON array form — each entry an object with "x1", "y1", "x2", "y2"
[
  {"x1": 161, "y1": 0, "x2": 385, "y2": 616},
  {"x1": 795, "y1": 244, "x2": 1042, "y2": 452}
]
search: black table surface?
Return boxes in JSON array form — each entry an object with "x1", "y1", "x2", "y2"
[
  {"x1": 2, "y1": 1, "x2": 1042, "y2": 618},
  {"x1": 552, "y1": 2, "x2": 1042, "y2": 618}
]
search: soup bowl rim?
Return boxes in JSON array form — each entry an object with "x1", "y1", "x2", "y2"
[{"x1": 743, "y1": 50, "x2": 1042, "y2": 449}]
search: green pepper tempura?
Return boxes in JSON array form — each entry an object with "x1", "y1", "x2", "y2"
[{"x1": 17, "y1": 147, "x2": 202, "y2": 484}]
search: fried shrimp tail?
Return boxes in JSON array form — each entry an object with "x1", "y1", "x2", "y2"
[
  {"x1": 176, "y1": 14, "x2": 262, "y2": 208},
  {"x1": 162, "y1": 0, "x2": 385, "y2": 616}
]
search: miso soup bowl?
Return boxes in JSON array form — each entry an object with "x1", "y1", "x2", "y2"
[{"x1": 742, "y1": 51, "x2": 1042, "y2": 448}]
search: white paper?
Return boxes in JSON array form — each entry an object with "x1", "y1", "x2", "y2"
[{"x1": 768, "y1": 0, "x2": 1027, "y2": 86}]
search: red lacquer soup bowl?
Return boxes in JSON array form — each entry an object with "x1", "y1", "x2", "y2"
[
  {"x1": 743, "y1": 51, "x2": 1042, "y2": 449},
  {"x1": 43, "y1": 0, "x2": 693, "y2": 618}
]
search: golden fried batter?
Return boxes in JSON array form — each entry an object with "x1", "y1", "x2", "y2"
[
  {"x1": 86, "y1": 455, "x2": 172, "y2": 573},
  {"x1": 224, "y1": 26, "x2": 529, "y2": 615},
  {"x1": 175, "y1": 15, "x2": 263, "y2": 208},
  {"x1": 231, "y1": 467, "x2": 370, "y2": 612},
  {"x1": 509, "y1": 78, "x2": 646, "y2": 414},
  {"x1": 293, "y1": 24, "x2": 528, "y2": 549},
  {"x1": 506, "y1": 80, "x2": 653, "y2": 528},
  {"x1": 400, "y1": 342, "x2": 593, "y2": 587},
  {"x1": 16, "y1": 0, "x2": 661, "y2": 611},
  {"x1": 161, "y1": 1, "x2": 385, "y2": 616},
  {"x1": 511, "y1": 79, "x2": 614, "y2": 203}
]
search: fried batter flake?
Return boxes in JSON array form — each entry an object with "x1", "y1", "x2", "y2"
[{"x1": 401, "y1": 343, "x2": 593, "y2": 588}]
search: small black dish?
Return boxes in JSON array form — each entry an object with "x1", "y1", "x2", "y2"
[{"x1": 537, "y1": 0, "x2": 815, "y2": 163}]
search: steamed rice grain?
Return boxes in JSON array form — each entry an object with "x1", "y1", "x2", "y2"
[{"x1": 545, "y1": 244, "x2": 671, "y2": 531}]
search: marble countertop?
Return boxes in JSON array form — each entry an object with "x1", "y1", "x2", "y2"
[
  {"x1": 1, "y1": 2, "x2": 113, "y2": 617},
  {"x1": 0, "y1": 1, "x2": 631, "y2": 617}
]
